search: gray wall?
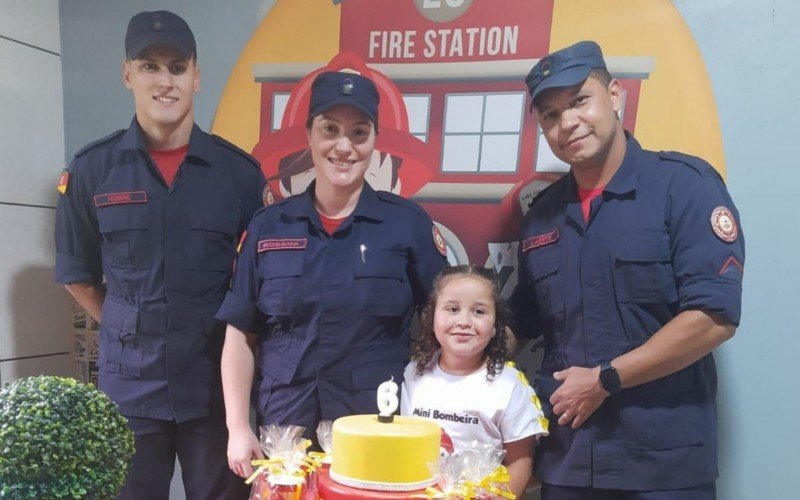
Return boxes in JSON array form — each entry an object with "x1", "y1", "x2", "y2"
[
  {"x1": 0, "y1": 0, "x2": 72, "y2": 383},
  {"x1": 674, "y1": 1, "x2": 800, "y2": 498},
  {"x1": 50, "y1": 1, "x2": 800, "y2": 499},
  {"x1": 60, "y1": 0, "x2": 268, "y2": 159}
]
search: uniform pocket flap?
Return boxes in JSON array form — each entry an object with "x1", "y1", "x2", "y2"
[
  {"x1": 260, "y1": 348, "x2": 300, "y2": 385},
  {"x1": 190, "y1": 210, "x2": 238, "y2": 236},
  {"x1": 613, "y1": 234, "x2": 671, "y2": 262},
  {"x1": 101, "y1": 297, "x2": 138, "y2": 335},
  {"x1": 259, "y1": 251, "x2": 305, "y2": 279},
  {"x1": 530, "y1": 247, "x2": 560, "y2": 280},
  {"x1": 354, "y1": 250, "x2": 406, "y2": 280},
  {"x1": 97, "y1": 206, "x2": 150, "y2": 233}
]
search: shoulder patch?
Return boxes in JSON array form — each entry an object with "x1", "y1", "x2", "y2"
[
  {"x1": 432, "y1": 225, "x2": 447, "y2": 256},
  {"x1": 658, "y1": 150, "x2": 719, "y2": 178},
  {"x1": 710, "y1": 205, "x2": 739, "y2": 243},
  {"x1": 376, "y1": 190, "x2": 426, "y2": 216},
  {"x1": 74, "y1": 129, "x2": 125, "y2": 158},
  {"x1": 212, "y1": 135, "x2": 260, "y2": 169},
  {"x1": 56, "y1": 169, "x2": 70, "y2": 195},
  {"x1": 262, "y1": 184, "x2": 277, "y2": 206}
]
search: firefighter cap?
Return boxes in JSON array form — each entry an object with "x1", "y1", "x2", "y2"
[
  {"x1": 125, "y1": 11, "x2": 196, "y2": 60},
  {"x1": 525, "y1": 40, "x2": 607, "y2": 109},
  {"x1": 309, "y1": 71, "x2": 380, "y2": 125}
]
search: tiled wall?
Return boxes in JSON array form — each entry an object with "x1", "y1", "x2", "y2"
[{"x1": 0, "y1": 0, "x2": 72, "y2": 384}]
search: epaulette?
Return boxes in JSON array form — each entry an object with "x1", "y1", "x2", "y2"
[
  {"x1": 212, "y1": 135, "x2": 260, "y2": 169},
  {"x1": 74, "y1": 129, "x2": 125, "y2": 158},
  {"x1": 252, "y1": 192, "x2": 296, "y2": 218},
  {"x1": 658, "y1": 150, "x2": 720, "y2": 178},
  {"x1": 527, "y1": 181, "x2": 558, "y2": 210},
  {"x1": 376, "y1": 190, "x2": 426, "y2": 216}
]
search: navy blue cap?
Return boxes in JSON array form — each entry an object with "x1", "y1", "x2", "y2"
[
  {"x1": 525, "y1": 40, "x2": 607, "y2": 107},
  {"x1": 309, "y1": 71, "x2": 379, "y2": 124},
  {"x1": 125, "y1": 11, "x2": 196, "y2": 60}
]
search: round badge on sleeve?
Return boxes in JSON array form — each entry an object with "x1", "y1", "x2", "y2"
[
  {"x1": 710, "y1": 206, "x2": 738, "y2": 242},
  {"x1": 263, "y1": 184, "x2": 276, "y2": 206},
  {"x1": 432, "y1": 225, "x2": 447, "y2": 256}
]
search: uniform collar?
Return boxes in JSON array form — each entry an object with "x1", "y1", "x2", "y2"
[
  {"x1": 603, "y1": 131, "x2": 642, "y2": 196},
  {"x1": 117, "y1": 116, "x2": 213, "y2": 166},
  {"x1": 284, "y1": 180, "x2": 385, "y2": 222},
  {"x1": 562, "y1": 131, "x2": 640, "y2": 228}
]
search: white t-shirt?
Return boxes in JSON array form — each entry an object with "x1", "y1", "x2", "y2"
[{"x1": 400, "y1": 352, "x2": 549, "y2": 453}]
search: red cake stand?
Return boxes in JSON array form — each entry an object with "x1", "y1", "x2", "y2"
[{"x1": 317, "y1": 467, "x2": 430, "y2": 500}]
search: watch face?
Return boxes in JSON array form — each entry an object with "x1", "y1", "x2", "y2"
[{"x1": 601, "y1": 365, "x2": 621, "y2": 394}]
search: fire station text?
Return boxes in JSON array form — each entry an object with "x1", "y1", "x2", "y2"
[{"x1": 368, "y1": 25, "x2": 519, "y2": 60}]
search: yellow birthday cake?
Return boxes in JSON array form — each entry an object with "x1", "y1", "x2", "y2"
[{"x1": 329, "y1": 414, "x2": 440, "y2": 492}]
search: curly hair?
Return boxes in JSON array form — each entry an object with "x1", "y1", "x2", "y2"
[{"x1": 413, "y1": 265, "x2": 510, "y2": 379}]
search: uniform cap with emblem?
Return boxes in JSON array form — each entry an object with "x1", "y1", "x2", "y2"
[
  {"x1": 525, "y1": 40, "x2": 607, "y2": 109},
  {"x1": 309, "y1": 71, "x2": 379, "y2": 124},
  {"x1": 125, "y1": 10, "x2": 196, "y2": 60}
]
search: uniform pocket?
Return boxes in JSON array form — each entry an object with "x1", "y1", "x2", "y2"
[
  {"x1": 527, "y1": 246, "x2": 564, "y2": 318},
  {"x1": 100, "y1": 296, "x2": 142, "y2": 377},
  {"x1": 619, "y1": 388, "x2": 705, "y2": 451},
  {"x1": 188, "y1": 210, "x2": 239, "y2": 271},
  {"x1": 258, "y1": 251, "x2": 305, "y2": 316},
  {"x1": 612, "y1": 234, "x2": 678, "y2": 304},
  {"x1": 97, "y1": 205, "x2": 150, "y2": 269},
  {"x1": 259, "y1": 335, "x2": 301, "y2": 385},
  {"x1": 353, "y1": 249, "x2": 411, "y2": 315}
]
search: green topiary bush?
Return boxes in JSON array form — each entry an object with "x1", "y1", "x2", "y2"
[{"x1": 0, "y1": 376, "x2": 135, "y2": 498}]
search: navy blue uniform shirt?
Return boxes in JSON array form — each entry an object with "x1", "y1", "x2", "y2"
[
  {"x1": 216, "y1": 181, "x2": 446, "y2": 430},
  {"x1": 510, "y1": 135, "x2": 744, "y2": 490},
  {"x1": 55, "y1": 118, "x2": 265, "y2": 422}
]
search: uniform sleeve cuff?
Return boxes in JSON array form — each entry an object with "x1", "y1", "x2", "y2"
[
  {"x1": 54, "y1": 252, "x2": 102, "y2": 285},
  {"x1": 679, "y1": 278, "x2": 742, "y2": 326},
  {"x1": 215, "y1": 291, "x2": 264, "y2": 334}
]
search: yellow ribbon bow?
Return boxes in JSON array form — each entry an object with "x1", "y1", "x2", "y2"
[
  {"x1": 306, "y1": 450, "x2": 329, "y2": 467},
  {"x1": 477, "y1": 465, "x2": 516, "y2": 499}
]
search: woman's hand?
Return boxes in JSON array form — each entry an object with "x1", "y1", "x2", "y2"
[{"x1": 227, "y1": 424, "x2": 263, "y2": 479}]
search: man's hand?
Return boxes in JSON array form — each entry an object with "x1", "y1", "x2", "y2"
[{"x1": 550, "y1": 366, "x2": 608, "y2": 429}]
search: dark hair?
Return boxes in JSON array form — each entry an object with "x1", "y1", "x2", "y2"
[
  {"x1": 413, "y1": 265, "x2": 510, "y2": 378},
  {"x1": 589, "y1": 68, "x2": 612, "y2": 86}
]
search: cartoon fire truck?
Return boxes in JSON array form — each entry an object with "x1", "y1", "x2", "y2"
[{"x1": 250, "y1": 0, "x2": 653, "y2": 294}]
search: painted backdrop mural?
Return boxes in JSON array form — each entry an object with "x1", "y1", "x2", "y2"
[{"x1": 212, "y1": 0, "x2": 725, "y2": 295}]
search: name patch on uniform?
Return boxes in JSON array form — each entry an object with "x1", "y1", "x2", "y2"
[
  {"x1": 93, "y1": 191, "x2": 148, "y2": 207},
  {"x1": 523, "y1": 228, "x2": 559, "y2": 252},
  {"x1": 257, "y1": 238, "x2": 307, "y2": 252}
]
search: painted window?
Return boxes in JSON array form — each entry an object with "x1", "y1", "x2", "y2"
[
  {"x1": 271, "y1": 93, "x2": 291, "y2": 131},
  {"x1": 402, "y1": 94, "x2": 431, "y2": 142},
  {"x1": 441, "y1": 92, "x2": 525, "y2": 173}
]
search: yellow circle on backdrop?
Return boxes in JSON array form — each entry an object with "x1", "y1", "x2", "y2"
[{"x1": 212, "y1": 0, "x2": 726, "y2": 177}]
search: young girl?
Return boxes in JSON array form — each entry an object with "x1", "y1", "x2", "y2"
[{"x1": 401, "y1": 265, "x2": 548, "y2": 497}]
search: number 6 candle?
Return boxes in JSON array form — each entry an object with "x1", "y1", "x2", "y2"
[{"x1": 376, "y1": 376, "x2": 398, "y2": 423}]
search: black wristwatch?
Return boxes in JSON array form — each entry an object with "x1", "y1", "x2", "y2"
[{"x1": 599, "y1": 361, "x2": 622, "y2": 395}]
